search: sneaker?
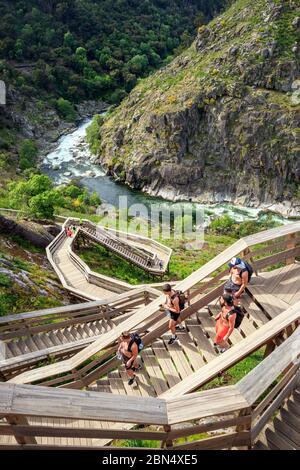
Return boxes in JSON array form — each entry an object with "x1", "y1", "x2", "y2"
[
  {"x1": 168, "y1": 336, "x2": 178, "y2": 345},
  {"x1": 176, "y1": 325, "x2": 185, "y2": 331},
  {"x1": 128, "y1": 377, "x2": 136, "y2": 386},
  {"x1": 219, "y1": 347, "x2": 227, "y2": 354}
]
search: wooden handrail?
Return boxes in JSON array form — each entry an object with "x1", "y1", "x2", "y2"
[
  {"x1": 0, "y1": 327, "x2": 298, "y2": 449},
  {"x1": 8, "y1": 222, "x2": 300, "y2": 385}
]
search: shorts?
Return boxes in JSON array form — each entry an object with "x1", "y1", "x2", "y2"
[
  {"x1": 224, "y1": 280, "x2": 241, "y2": 294},
  {"x1": 122, "y1": 354, "x2": 135, "y2": 370},
  {"x1": 166, "y1": 310, "x2": 180, "y2": 322},
  {"x1": 215, "y1": 318, "x2": 230, "y2": 343}
]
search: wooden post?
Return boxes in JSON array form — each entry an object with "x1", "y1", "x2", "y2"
[
  {"x1": 144, "y1": 291, "x2": 151, "y2": 305},
  {"x1": 236, "y1": 408, "x2": 252, "y2": 450},
  {"x1": 6, "y1": 415, "x2": 37, "y2": 445},
  {"x1": 263, "y1": 340, "x2": 276, "y2": 359},
  {"x1": 162, "y1": 425, "x2": 173, "y2": 448},
  {"x1": 286, "y1": 233, "x2": 296, "y2": 265}
]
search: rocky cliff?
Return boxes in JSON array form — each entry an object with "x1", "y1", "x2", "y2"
[{"x1": 96, "y1": 0, "x2": 300, "y2": 215}]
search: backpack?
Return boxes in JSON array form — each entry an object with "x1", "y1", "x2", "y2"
[
  {"x1": 171, "y1": 290, "x2": 187, "y2": 311},
  {"x1": 129, "y1": 333, "x2": 144, "y2": 352},
  {"x1": 226, "y1": 306, "x2": 244, "y2": 328},
  {"x1": 241, "y1": 261, "x2": 254, "y2": 282}
]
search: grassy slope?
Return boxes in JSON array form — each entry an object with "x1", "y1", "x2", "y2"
[
  {"x1": 78, "y1": 232, "x2": 236, "y2": 284},
  {"x1": 0, "y1": 233, "x2": 65, "y2": 316}
]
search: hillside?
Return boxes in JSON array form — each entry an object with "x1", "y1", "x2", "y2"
[
  {"x1": 0, "y1": 0, "x2": 228, "y2": 180},
  {"x1": 96, "y1": 0, "x2": 300, "y2": 215}
]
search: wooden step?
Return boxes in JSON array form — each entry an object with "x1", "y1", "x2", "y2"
[
  {"x1": 152, "y1": 340, "x2": 181, "y2": 389},
  {"x1": 254, "y1": 440, "x2": 270, "y2": 450},
  {"x1": 265, "y1": 426, "x2": 295, "y2": 450},
  {"x1": 141, "y1": 349, "x2": 168, "y2": 395},
  {"x1": 280, "y1": 407, "x2": 300, "y2": 433},
  {"x1": 273, "y1": 417, "x2": 300, "y2": 448},
  {"x1": 24, "y1": 337, "x2": 39, "y2": 352},
  {"x1": 7, "y1": 341, "x2": 23, "y2": 357},
  {"x1": 16, "y1": 340, "x2": 30, "y2": 355},
  {"x1": 186, "y1": 321, "x2": 217, "y2": 362},
  {"x1": 286, "y1": 398, "x2": 300, "y2": 419}
]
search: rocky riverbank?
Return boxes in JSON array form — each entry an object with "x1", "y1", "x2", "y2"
[
  {"x1": 2, "y1": 85, "x2": 108, "y2": 164},
  {"x1": 95, "y1": 0, "x2": 300, "y2": 217}
]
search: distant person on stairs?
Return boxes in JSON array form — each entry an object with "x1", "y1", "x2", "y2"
[
  {"x1": 214, "y1": 294, "x2": 237, "y2": 353},
  {"x1": 117, "y1": 331, "x2": 141, "y2": 386},
  {"x1": 224, "y1": 257, "x2": 253, "y2": 300},
  {"x1": 162, "y1": 283, "x2": 185, "y2": 345}
]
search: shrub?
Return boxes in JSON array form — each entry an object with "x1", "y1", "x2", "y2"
[
  {"x1": 19, "y1": 139, "x2": 38, "y2": 170},
  {"x1": 210, "y1": 215, "x2": 235, "y2": 234},
  {"x1": 55, "y1": 98, "x2": 76, "y2": 121}
]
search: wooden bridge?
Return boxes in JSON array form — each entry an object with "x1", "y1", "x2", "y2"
[
  {"x1": 0, "y1": 222, "x2": 299, "y2": 449},
  {"x1": 47, "y1": 218, "x2": 172, "y2": 301}
]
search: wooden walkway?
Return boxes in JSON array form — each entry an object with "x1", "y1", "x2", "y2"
[
  {"x1": 1, "y1": 222, "x2": 300, "y2": 449},
  {"x1": 47, "y1": 218, "x2": 172, "y2": 301}
]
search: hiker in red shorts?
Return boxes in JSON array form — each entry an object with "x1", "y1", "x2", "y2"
[{"x1": 214, "y1": 294, "x2": 236, "y2": 353}]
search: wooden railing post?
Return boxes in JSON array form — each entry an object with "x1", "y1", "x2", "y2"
[
  {"x1": 286, "y1": 233, "x2": 296, "y2": 265},
  {"x1": 162, "y1": 425, "x2": 173, "y2": 448},
  {"x1": 6, "y1": 415, "x2": 37, "y2": 445},
  {"x1": 144, "y1": 290, "x2": 151, "y2": 305}
]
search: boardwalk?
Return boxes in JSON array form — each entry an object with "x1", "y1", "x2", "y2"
[
  {"x1": 47, "y1": 218, "x2": 172, "y2": 301},
  {"x1": 0, "y1": 222, "x2": 299, "y2": 449}
]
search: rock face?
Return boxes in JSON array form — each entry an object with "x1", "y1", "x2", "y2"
[
  {"x1": 97, "y1": 0, "x2": 300, "y2": 209},
  {"x1": 0, "y1": 215, "x2": 54, "y2": 248}
]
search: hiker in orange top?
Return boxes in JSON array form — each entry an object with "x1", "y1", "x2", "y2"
[{"x1": 214, "y1": 294, "x2": 237, "y2": 353}]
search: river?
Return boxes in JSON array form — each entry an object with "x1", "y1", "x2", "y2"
[{"x1": 41, "y1": 118, "x2": 287, "y2": 225}]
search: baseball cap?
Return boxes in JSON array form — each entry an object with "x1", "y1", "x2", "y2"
[{"x1": 228, "y1": 257, "x2": 242, "y2": 268}]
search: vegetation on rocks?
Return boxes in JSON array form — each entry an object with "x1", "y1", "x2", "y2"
[
  {"x1": 94, "y1": 0, "x2": 300, "y2": 210},
  {"x1": 0, "y1": 233, "x2": 65, "y2": 316},
  {"x1": 1, "y1": 173, "x2": 101, "y2": 220}
]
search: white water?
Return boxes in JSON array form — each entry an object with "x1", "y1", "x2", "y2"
[{"x1": 41, "y1": 118, "x2": 288, "y2": 225}]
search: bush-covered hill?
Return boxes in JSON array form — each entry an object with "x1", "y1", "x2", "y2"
[
  {"x1": 0, "y1": 0, "x2": 228, "y2": 104},
  {"x1": 95, "y1": 0, "x2": 300, "y2": 214}
]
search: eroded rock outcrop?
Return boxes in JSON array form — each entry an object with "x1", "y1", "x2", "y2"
[{"x1": 96, "y1": 0, "x2": 300, "y2": 212}]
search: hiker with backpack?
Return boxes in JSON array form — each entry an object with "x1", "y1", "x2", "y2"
[
  {"x1": 224, "y1": 257, "x2": 253, "y2": 299},
  {"x1": 214, "y1": 294, "x2": 243, "y2": 353},
  {"x1": 162, "y1": 284, "x2": 186, "y2": 345},
  {"x1": 117, "y1": 331, "x2": 143, "y2": 386}
]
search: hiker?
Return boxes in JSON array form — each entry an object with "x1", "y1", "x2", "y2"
[
  {"x1": 117, "y1": 331, "x2": 142, "y2": 386},
  {"x1": 65, "y1": 227, "x2": 73, "y2": 237},
  {"x1": 214, "y1": 294, "x2": 237, "y2": 353},
  {"x1": 159, "y1": 260, "x2": 164, "y2": 270},
  {"x1": 224, "y1": 257, "x2": 253, "y2": 299},
  {"x1": 162, "y1": 283, "x2": 185, "y2": 345}
]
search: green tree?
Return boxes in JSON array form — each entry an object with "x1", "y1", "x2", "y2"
[
  {"x1": 19, "y1": 139, "x2": 38, "y2": 170},
  {"x1": 55, "y1": 97, "x2": 76, "y2": 121}
]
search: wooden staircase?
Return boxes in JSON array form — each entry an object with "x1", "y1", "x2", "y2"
[
  {"x1": 86, "y1": 291, "x2": 264, "y2": 398},
  {"x1": 81, "y1": 225, "x2": 164, "y2": 274},
  {"x1": 255, "y1": 384, "x2": 300, "y2": 450}
]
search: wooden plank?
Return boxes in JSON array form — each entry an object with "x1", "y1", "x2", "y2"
[
  {"x1": 161, "y1": 302, "x2": 300, "y2": 398},
  {"x1": 166, "y1": 386, "x2": 249, "y2": 424},
  {"x1": 174, "y1": 331, "x2": 205, "y2": 371},
  {"x1": 163, "y1": 336, "x2": 194, "y2": 379},
  {"x1": 141, "y1": 349, "x2": 169, "y2": 395},
  {"x1": 187, "y1": 322, "x2": 217, "y2": 362},
  {"x1": 0, "y1": 383, "x2": 168, "y2": 425},
  {"x1": 173, "y1": 431, "x2": 250, "y2": 450},
  {"x1": 241, "y1": 295, "x2": 268, "y2": 327},
  {"x1": 0, "y1": 423, "x2": 167, "y2": 441},
  {"x1": 152, "y1": 341, "x2": 181, "y2": 388}
]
